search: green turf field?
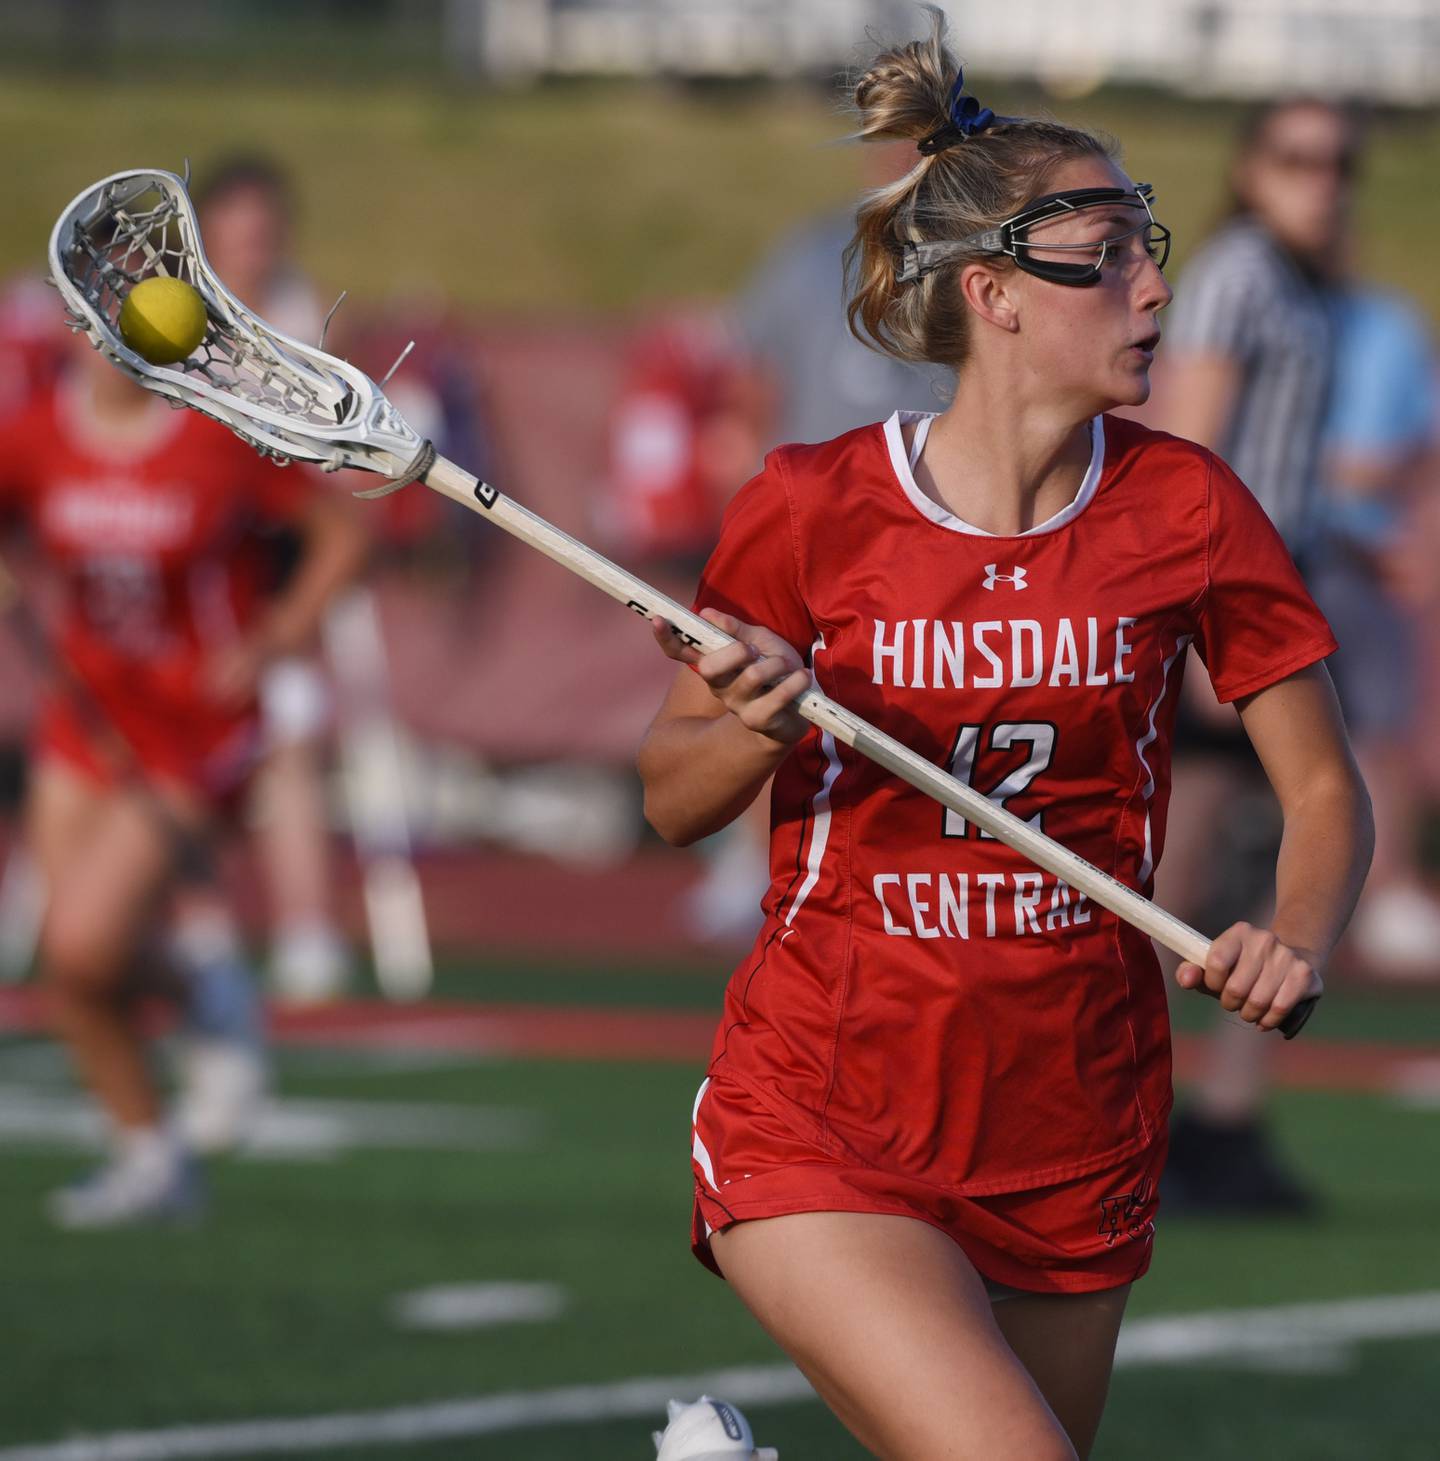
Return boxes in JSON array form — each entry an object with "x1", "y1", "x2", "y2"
[
  {"x1": 8, "y1": 79, "x2": 1440, "y2": 317},
  {"x1": 1, "y1": 960, "x2": 1438, "y2": 1459}
]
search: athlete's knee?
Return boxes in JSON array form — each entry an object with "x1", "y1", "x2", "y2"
[{"x1": 40, "y1": 912, "x2": 131, "y2": 994}]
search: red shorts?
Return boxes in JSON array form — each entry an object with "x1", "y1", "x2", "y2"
[
  {"x1": 690, "y1": 1074, "x2": 1165, "y2": 1295},
  {"x1": 35, "y1": 690, "x2": 260, "y2": 807}
]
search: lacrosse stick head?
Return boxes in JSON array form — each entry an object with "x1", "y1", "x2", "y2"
[{"x1": 49, "y1": 168, "x2": 429, "y2": 488}]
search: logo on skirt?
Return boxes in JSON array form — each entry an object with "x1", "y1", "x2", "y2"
[{"x1": 1098, "y1": 1175, "x2": 1155, "y2": 1247}]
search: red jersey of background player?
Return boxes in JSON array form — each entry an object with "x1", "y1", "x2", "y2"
[
  {"x1": 0, "y1": 380, "x2": 314, "y2": 795},
  {"x1": 694, "y1": 411, "x2": 1337, "y2": 1194}
]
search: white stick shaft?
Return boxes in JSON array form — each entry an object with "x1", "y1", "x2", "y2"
[{"x1": 423, "y1": 454, "x2": 1211, "y2": 969}]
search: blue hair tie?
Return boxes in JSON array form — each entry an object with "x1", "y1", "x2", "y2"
[{"x1": 917, "y1": 67, "x2": 996, "y2": 155}]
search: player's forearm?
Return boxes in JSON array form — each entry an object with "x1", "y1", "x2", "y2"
[
  {"x1": 639, "y1": 713, "x2": 794, "y2": 845},
  {"x1": 1270, "y1": 766, "x2": 1374, "y2": 965}
]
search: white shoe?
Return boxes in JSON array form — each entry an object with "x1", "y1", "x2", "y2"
[
  {"x1": 1352, "y1": 884, "x2": 1440, "y2": 981},
  {"x1": 268, "y1": 923, "x2": 351, "y2": 1004},
  {"x1": 653, "y1": 1396, "x2": 778, "y2": 1461},
  {"x1": 49, "y1": 1130, "x2": 202, "y2": 1230},
  {"x1": 174, "y1": 1039, "x2": 267, "y2": 1154}
]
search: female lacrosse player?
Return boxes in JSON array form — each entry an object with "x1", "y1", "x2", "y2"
[
  {"x1": 0, "y1": 335, "x2": 364, "y2": 1227},
  {"x1": 639, "y1": 14, "x2": 1372, "y2": 1459}
]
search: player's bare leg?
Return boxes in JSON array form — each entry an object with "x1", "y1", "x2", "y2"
[
  {"x1": 28, "y1": 760, "x2": 201, "y2": 1224},
  {"x1": 254, "y1": 737, "x2": 335, "y2": 937},
  {"x1": 991, "y1": 1286, "x2": 1130, "y2": 1458},
  {"x1": 25, "y1": 756, "x2": 96, "y2": 902},
  {"x1": 168, "y1": 879, "x2": 268, "y2": 1154},
  {"x1": 710, "y1": 1212, "x2": 1077, "y2": 1460},
  {"x1": 251, "y1": 734, "x2": 349, "y2": 1002},
  {"x1": 27, "y1": 762, "x2": 170, "y2": 1128}
]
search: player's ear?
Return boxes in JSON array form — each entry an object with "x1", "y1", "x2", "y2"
[{"x1": 958, "y1": 262, "x2": 1020, "y2": 334}]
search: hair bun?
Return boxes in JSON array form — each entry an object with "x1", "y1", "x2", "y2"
[
  {"x1": 853, "y1": 25, "x2": 957, "y2": 148},
  {"x1": 844, "y1": 8, "x2": 1116, "y2": 369}
]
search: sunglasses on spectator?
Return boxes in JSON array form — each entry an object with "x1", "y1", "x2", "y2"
[{"x1": 1259, "y1": 145, "x2": 1359, "y2": 180}]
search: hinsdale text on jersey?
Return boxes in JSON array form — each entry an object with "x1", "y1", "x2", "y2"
[{"x1": 871, "y1": 616, "x2": 1138, "y2": 690}]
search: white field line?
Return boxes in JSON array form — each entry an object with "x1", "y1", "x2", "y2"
[
  {"x1": 3, "y1": 1292, "x2": 1439, "y2": 1461},
  {"x1": 0, "y1": 1366, "x2": 813, "y2": 1461},
  {"x1": 0, "y1": 1040, "x2": 486, "y2": 1082},
  {"x1": 276, "y1": 1046, "x2": 489, "y2": 1076},
  {"x1": 0, "y1": 1086, "x2": 538, "y2": 1160},
  {"x1": 1113, "y1": 1289, "x2": 1440, "y2": 1364},
  {"x1": 389, "y1": 1282, "x2": 568, "y2": 1331}
]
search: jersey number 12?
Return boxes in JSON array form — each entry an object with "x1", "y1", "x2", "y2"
[{"x1": 942, "y1": 721, "x2": 1056, "y2": 839}]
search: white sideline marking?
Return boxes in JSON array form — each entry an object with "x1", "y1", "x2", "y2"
[
  {"x1": 3, "y1": 1292, "x2": 1439, "y2": 1459},
  {"x1": 1114, "y1": 1289, "x2": 1440, "y2": 1370},
  {"x1": 0, "y1": 1040, "x2": 482, "y2": 1081},
  {"x1": 0, "y1": 1366, "x2": 814, "y2": 1461},
  {"x1": 0, "y1": 1085, "x2": 537, "y2": 1160},
  {"x1": 278, "y1": 1046, "x2": 485, "y2": 1076},
  {"x1": 390, "y1": 1282, "x2": 568, "y2": 1331}
]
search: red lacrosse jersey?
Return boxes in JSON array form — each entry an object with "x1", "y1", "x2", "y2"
[
  {"x1": 0, "y1": 380, "x2": 314, "y2": 793},
  {"x1": 694, "y1": 412, "x2": 1337, "y2": 1195}
]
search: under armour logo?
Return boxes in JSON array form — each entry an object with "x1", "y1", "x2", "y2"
[{"x1": 982, "y1": 564, "x2": 1028, "y2": 591}]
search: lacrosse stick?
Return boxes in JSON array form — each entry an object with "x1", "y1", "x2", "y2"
[{"x1": 49, "y1": 168, "x2": 1318, "y2": 1038}]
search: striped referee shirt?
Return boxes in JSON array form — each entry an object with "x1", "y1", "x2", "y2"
[{"x1": 1165, "y1": 217, "x2": 1335, "y2": 553}]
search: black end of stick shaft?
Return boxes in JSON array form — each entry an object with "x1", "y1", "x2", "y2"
[
  {"x1": 1198, "y1": 985, "x2": 1318, "y2": 1039},
  {"x1": 1278, "y1": 994, "x2": 1319, "y2": 1040}
]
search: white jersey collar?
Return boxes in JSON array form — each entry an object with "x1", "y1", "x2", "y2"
[{"x1": 883, "y1": 409, "x2": 1106, "y2": 538}]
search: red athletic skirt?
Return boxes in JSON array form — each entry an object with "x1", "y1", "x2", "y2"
[
  {"x1": 690, "y1": 1072, "x2": 1165, "y2": 1295},
  {"x1": 34, "y1": 688, "x2": 261, "y2": 807}
]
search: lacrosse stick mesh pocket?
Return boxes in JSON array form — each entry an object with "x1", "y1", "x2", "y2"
[
  {"x1": 59, "y1": 179, "x2": 341, "y2": 430},
  {"x1": 51, "y1": 170, "x2": 427, "y2": 479}
]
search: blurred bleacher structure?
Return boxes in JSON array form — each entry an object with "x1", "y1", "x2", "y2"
[
  {"x1": 2, "y1": 0, "x2": 1436, "y2": 101},
  {"x1": 469, "y1": 0, "x2": 1440, "y2": 102}
]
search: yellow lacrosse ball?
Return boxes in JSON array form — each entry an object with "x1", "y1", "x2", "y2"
[{"x1": 118, "y1": 277, "x2": 208, "y2": 364}]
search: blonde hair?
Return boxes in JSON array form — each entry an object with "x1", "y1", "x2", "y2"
[{"x1": 846, "y1": 7, "x2": 1117, "y2": 368}]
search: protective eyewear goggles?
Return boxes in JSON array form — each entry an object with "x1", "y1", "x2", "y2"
[{"x1": 896, "y1": 184, "x2": 1171, "y2": 288}]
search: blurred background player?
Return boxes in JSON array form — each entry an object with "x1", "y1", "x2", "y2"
[
  {"x1": 1312, "y1": 274, "x2": 1440, "y2": 976},
  {"x1": 601, "y1": 309, "x2": 755, "y2": 595},
  {"x1": 0, "y1": 272, "x2": 74, "y2": 974},
  {"x1": 601, "y1": 310, "x2": 767, "y2": 943},
  {"x1": 0, "y1": 332, "x2": 364, "y2": 1226},
  {"x1": 0, "y1": 274, "x2": 70, "y2": 424},
  {"x1": 1149, "y1": 97, "x2": 1359, "y2": 1212},
  {"x1": 194, "y1": 156, "x2": 351, "y2": 1003},
  {"x1": 196, "y1": 156, "x2": 472, "y2": 1002}
]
